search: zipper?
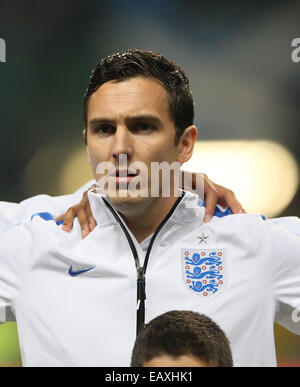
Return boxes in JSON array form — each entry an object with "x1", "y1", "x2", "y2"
[{"x1": 103, "y1": 193, "x2": 185, "y2": 336}]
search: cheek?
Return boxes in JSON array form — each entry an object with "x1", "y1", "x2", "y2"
[
  {"x1": 148, "y1": 145, "x2": 178, "y2": 163},
  {"x1": 89, "y1": 150, "x2": 99, "y2": 164},
  {"x1": 88, "y1": 138, "x2": 108, "y2": 158},
  {"x1": 87, "y1": 144, "x2": 106, "y2": 171},
  {"x1": 137, "y1": 137, "x2": 177, "y2": 163}
]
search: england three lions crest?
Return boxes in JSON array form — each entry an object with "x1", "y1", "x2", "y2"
[{"x1": 182, "y1": 249, "x2": 227, "y2": 298}]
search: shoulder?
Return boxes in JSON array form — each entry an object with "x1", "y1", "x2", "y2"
[
  {"x1": 1, "y1": 212, "x2": 79, "y2": 265},
  {"x1": 0, "y1": 216, "x2": 58, "y2": 273},
  {"x1": 208, "y1": 211, "x2": 269, "y2": 247},
  {"x1": 211, "y1": 209, "x2": 300, "y2": 240},
  {"x1": 2, "y1": 212, "x2": 63, "y2": 241},
  {"x1": 0, "y1": 188, "x2": 87, "y2": 229},
  {"x1": 19, "y1": 192, "x2": 80, "y2": 213},
  {"x1": 268, "y1": 217, "x2": 300, "y2": 237},
  {"x1": 204, "y1": 201, "x2": 266, "y2": 227}
]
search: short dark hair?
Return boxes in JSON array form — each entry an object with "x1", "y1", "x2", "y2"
[
  {"x1": 83, "y1": 49, "x2": 194, "y2": 144},
  {"x1": 130, "y1": 310, "x2": 233, "y2": 367}
]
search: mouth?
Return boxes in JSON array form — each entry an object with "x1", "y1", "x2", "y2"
[{"x1": 111, "y1": 170, "x2": 139, "y2": 183}]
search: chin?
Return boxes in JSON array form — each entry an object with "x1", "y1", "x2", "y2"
[{"x1": 106, "y1": 190, "x2": 147, "y2": 210}]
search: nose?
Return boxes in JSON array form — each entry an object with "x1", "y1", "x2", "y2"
[{"x1": 111, "y1": 125, "x2": 134, "y2": 162}]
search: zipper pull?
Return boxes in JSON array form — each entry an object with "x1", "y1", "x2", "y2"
[{"x1": 137, "y1": 267, "x2": 146, "y2": 310}]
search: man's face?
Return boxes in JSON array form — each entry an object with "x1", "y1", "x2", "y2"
[{"x1": 85, "y1": 76, "x2": 195, "y2": 210}]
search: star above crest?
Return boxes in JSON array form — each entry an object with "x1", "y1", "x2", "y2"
[{"x1": 197, "y1": 232, "x2": 209, "y2": 244}]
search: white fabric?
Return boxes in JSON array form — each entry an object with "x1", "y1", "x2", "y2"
[
  {"x1": 0, "y1": 190, "x2": 299, "y2": 366},
  {"x1": 0, "y1": 180, "x2": 96, "y2": 233},
  {"x1": 0, "y1": 180, "x2": 96, "y2": 323}
]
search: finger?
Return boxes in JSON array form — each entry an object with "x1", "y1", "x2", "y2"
[
  {"x1": 84, "y1": 201, "x2": 97, "y2": 231},
  {"x1": 214, "y1": 194, "x2": 246, "y2": 215},
  {"x1": 241, "y1": 205, "x2": 247, "y2": 214},
  {"x1": 77, "y1": 189, "x2": 97, "y2": 233},
  {"x1": 88, "y1": 184, "x2": 97, "y2": 191},
  {"x1": 62, "y1": 208, "x2": 76, "y2": 232},
  {"x1": 221, "y1": 190, "x2": 244, "y2": 214},
  {"x1": 220, "y1": 187, "x2": 244, "y2": 214},
  {"x1": 234, "y1": 201, "x2": 247, "y2": 214},
  {"x1": 55, "y1": 214, "x2": 65, "y2": 222},
  {"x1": 75, "y1": 206, "x2": 90, "y2": 238},
  {"x1": 203, "y1": 188, "x2": 218, "y2": 223}
]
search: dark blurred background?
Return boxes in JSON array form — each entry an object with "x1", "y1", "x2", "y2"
[{"x1": 0, "y1": 0, "x2": 299, "y2": 366}]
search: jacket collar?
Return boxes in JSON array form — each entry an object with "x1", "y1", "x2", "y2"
[{"x1": 87, "y1": 189, "x2": 204, "y2": 228}]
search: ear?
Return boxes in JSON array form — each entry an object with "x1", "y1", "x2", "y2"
[
  {"x1": 83, "y1": 128, "x2": 87, "y2": 145},
  {"x1": 177, "y1": 125, "x2": 198, "y2": 165},
  {"x1": 83, "y1": 129, "x2": 92, "y2": 166}
]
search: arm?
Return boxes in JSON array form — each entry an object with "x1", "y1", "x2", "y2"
[
  {"x1": 0, "y1": 304, "x2": 15, "y2": 324},
  {"x1": 268, "y1": 221, "x2": 300, "y2": 334},
  {"x1": 0, "y1": 180, "x2": 95, "y2": 232},
  {"x1": 0, "y1": 206, "x2": 21, "y2": 323},
  {"x1": 57, "y1": 173, "x2": 245, "y2": 237},
  {"x1": 0, "y1": 202, "x2": 19, "y2": 232},
  {"x1": 0, "y1": 224, "x2": 30, "y2": 310},
  {"x1": 269, "y1": 217, "x2": 300, "y2": 237},
  {"x1": 0, "y1": 184, "x2": 96, "y2": 323}
]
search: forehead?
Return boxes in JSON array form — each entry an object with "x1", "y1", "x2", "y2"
[{"x1": 87, "y1": 77, "x2": 171, "y2": 123}]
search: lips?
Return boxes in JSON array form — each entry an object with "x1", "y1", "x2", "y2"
[
  {"x1": 111, "y1": 170, "x2": 138, "y2": 184},
  {"x1": 115, "y1": 170, "x2": 137, "y2": 177}
]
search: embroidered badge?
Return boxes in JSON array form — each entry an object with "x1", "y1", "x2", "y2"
[{"x1": 182, "y1": 249, "x2": 227, "y2": 298}]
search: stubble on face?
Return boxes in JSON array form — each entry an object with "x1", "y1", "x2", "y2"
[{"x1": 86, "y1": 76, "x2": 180, "y2": 216}]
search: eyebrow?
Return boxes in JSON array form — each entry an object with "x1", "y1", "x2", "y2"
[{"x1": 88, "y1": 114, "x2": 163, "y2": 127}]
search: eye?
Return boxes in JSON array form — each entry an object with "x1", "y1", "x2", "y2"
[
  {"x1": 132, "y1": 122, "x2": 155, "y2": 133},
  {"x1": 94, "y1": 124, "x2": 115, "y2": 135}
]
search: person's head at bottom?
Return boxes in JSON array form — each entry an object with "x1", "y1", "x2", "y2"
[{"x1": 131, "y1": 310, "x2": 233, "y2": 367}]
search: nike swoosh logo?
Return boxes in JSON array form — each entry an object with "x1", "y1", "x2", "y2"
[{"x1": 68, "y1": 266, "x2": 95, "y2": 277}]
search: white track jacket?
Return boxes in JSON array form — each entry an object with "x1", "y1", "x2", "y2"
[{"x1": 0, "y1": 188, "x2": 300, "y2": 366}]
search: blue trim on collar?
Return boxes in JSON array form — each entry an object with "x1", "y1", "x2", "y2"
[
  {"x1": 199, "y1": 201, "x2": 233, "y2": 218},
  {"x1": 199, "y1": 201, "x2": 266, "y2": 220},
  {"x1": 31, "y1": 212, "x2": 64, "y2": 226}
]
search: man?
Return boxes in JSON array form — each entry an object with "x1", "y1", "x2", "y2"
[
  {"x1": 0, "y1": 174, "x2": 243, "y2": 324},
  {"x1": 130, "y1": 310, "x2": 233, "y2": 367},
  {"x1": 0, "y1": 49, "x2": 299, "y2": 366}
]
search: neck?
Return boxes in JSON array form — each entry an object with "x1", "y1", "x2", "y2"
[{"x1": 116, "y1": 196, "x2": 180, "y2": 243}]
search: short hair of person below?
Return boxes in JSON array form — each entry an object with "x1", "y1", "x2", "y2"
[
  {"x1": 83, "y1": 49, "x2": 194, "y2": 144},
  {"x1": 130, "y1": 310, "x2": 233, "y2": 367}
]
